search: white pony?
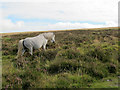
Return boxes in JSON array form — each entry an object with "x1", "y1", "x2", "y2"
[{"x1": 17, "y1": 32, "x2": 55, "y2": 58}]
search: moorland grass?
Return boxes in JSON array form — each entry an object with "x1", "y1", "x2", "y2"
[{"x1": 2, "y1": 28, "x2": 119, "y2": 88}]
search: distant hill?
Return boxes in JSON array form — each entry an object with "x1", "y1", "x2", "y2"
[{"x1": 1, "y1": 27, "x2": 118, "y2": 36}]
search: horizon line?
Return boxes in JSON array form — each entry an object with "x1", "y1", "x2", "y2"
[{"x1": 1, "y1": 27, "x2": 118, "y2": 36}]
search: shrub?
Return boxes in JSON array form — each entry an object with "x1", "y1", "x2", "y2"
[
  {"x1": 56, "y1": 49, "x2": 80, "y2": 59},
  {"x1": 118, "y1": 41, "x2": 120, "y2": 46},
  {"x1": 62, "y1": 45, "x2": 69, "y2": 49},
  {"x1": 82, "y1": 62, "x2": 109, "y2": 79},
  {"x1": 47, "y1": 59, "x2": 79, "y2": 74},
  {"x1": 86, "y1": 47, "x2": 111, "y2": 62},
  {"x1": 107, "y1": 63, "x2": 117, "y2": 74},
  {"x1": 68, "y1": 74, "x2": 94, "y2": 88},
  {"x1": 55, "y1": 77, "x2": 70, "y2": 88},
  {"x1": 34, "y1": 49, "x2": 58, "y2": 61}
]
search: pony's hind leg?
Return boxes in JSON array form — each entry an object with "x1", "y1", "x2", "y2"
[
  {"x1": 21, "y1": 49, "x2": 25, "y2": 56},
  {"x1": 29, "y1": 47, "x2": 33, "y2": 55}
]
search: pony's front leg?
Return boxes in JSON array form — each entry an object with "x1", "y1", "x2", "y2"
[
  {"x1": 43, "y1": 39, "x2": 48, "y2": 51},
  {"x1": 43, "y1": 44, "x2": 46, "y2": 51}
]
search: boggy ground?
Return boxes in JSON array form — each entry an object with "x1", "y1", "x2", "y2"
[{"x1": 2, "y1": 28, "x2": 119, "y2": 88}]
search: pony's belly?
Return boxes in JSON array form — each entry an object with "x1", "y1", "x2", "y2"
[
  {"x1": 32, "y1": 38, "x2": 44, "y2": 49},
  {"x1": 33, "y1": 44, "x2": 42, "y2": 49}
]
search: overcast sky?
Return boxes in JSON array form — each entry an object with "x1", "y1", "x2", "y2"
[{"x1": 0, "y1": 0, "x2": 119, "y2": 33}]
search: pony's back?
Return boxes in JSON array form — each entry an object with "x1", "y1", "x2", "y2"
[{"x1": 42, "y1": 32, "x2": 54, "y2": 40}]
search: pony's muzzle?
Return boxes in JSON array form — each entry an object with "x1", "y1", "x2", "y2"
[{"x1": 53, "y1": 41, "x2": 55, "y2": 43}]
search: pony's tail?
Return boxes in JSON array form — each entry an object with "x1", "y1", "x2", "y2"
[{"x1": 16, "y1": 39, "x2": 24, "y2": 58}]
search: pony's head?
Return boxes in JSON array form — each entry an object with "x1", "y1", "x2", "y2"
[
  {"x1": 51, "y1": 35, "x2": 55, "y2": 43},
  {"x1": 43, "y1": 32, "x2": 55, "y2": 43}
]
